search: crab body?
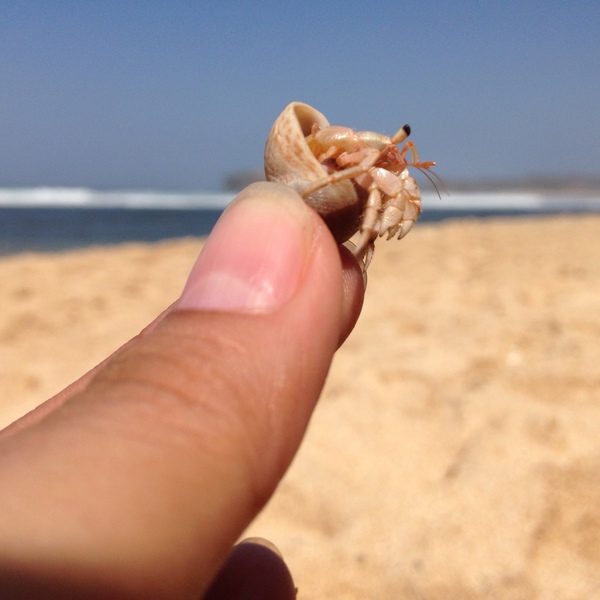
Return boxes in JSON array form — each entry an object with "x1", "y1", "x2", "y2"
[{"x1": 264, "y1": 102, "x2": 435, "y2": 268}]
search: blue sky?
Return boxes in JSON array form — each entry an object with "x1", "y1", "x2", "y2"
[{"x1": 1, "y1": 1, "x2": 599, "y2": 191}]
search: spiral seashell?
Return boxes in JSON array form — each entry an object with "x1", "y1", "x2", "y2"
[{"x1": 264, "y1": 102, "x2": 365, "y2": 244}]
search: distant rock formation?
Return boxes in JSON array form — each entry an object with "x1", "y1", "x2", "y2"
[
  {"x1": 446, "y1": 175, "x2": 600, "y2": 194},
  {"x1": 222, "y1": 169, "x2": 600, "y2": 195},
  {"x1": 222, "y1": 169, "x2": 265, "y2": 192}
]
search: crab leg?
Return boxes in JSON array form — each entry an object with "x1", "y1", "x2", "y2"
[
  {"x1": 353, "y1": 185, "x2": 382, "y2": 266},
  {"x1": 299, "y1": 148, "x2": 381, "y2": 199}
]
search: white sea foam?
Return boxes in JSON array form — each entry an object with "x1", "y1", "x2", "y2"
[
  {"x1": 420, "y1": 191, "x2": 547, "y2": 209},
  {"x1": 0, "y1": 188, "x2": 235, "y2": 209},
  {"x1": 410, "y1": 191, "x2": 600, "y2": 212},
  {"x1": 0, "y1": 187, "x2": 599, "y2": 212}
]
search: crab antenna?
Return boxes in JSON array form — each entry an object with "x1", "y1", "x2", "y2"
[{"x1": 416, "y1": 167, "x2": 449, "y2": 199}]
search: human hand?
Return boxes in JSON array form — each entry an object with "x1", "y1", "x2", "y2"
[{"x1": 0, "y1": 183, "x2": 365, "y2": 599}]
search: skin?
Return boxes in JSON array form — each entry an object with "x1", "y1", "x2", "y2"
[{"x1": 0, "y1": 183, "x2": 365, "y2": 599}]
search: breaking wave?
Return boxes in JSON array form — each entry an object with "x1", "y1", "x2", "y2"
[
  {"x1": 1, "y1": 187, "x2": 599, "y2": 212},
  {"x1": 0, "y1": 187, "x2": 235, "y2": 209}
]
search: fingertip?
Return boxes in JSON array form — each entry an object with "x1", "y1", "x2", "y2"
[
  {"x1": 177, "y1": 180, "x2": 364, "y2": 346},
  {"x1": 177, "y1": 182, "x2": 314, "y2": 314},
  {"x1": 203, "y1": 539, "x2": 296, "y2": 600},
  {"x1": 338, "y1": 243, "x2": 366, "y2": 346}
]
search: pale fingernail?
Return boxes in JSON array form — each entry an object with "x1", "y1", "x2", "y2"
[{"x1": 177, "y1": 183, "x2": 313, "y2": 312}]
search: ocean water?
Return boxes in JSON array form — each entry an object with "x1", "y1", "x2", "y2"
[
  {"x1": 1, "y1": 187, "x2": 599, "y2": 255},
  {"x1": 0, "y1": 189, "x2": 231, "y2": 254}
]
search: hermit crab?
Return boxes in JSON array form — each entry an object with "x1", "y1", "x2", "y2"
[{"x1": 264, "y1": 101, "x2": 437, "y2": 269}]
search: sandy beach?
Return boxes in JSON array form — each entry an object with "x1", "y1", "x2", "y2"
[{"x1": 1, "y1": 214, "x2": 599, "y2": 599}]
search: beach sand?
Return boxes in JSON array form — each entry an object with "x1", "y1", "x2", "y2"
[{"x1": 1, "y1": 215, "x2": 600, "y2": 598}]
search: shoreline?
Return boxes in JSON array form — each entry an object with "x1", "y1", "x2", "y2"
[{"x1": 2, "y1": 204, "x2": 600, "y2": 256}]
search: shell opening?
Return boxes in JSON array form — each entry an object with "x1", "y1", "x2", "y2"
[{"x1": 293, "y1": 103, "x2": 329, "y2": 137}]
